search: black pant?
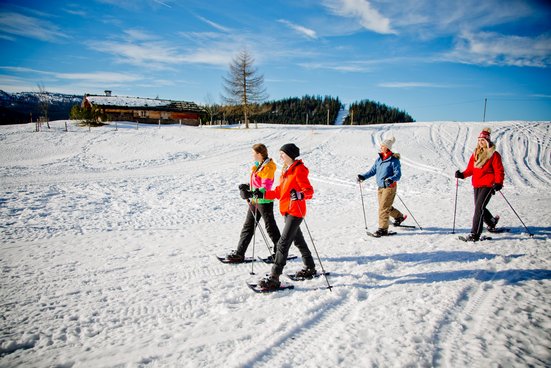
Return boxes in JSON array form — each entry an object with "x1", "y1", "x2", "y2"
[
  {"x1": 236, "y1": 201, "x2": 280, "y2": 256},
  {"x1": 271, "y1": 215, "x2": 315, "y2": 276},
  {"x1": 471, "y1": 187, "x2": 495, "y2": 237}
]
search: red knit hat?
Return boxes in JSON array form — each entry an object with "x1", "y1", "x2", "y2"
[{"x1": 478, "y1": 128, "x2": 491, "y2": 141}]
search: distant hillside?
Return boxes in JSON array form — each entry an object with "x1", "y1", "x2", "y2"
[{"x1": 0, "y1": 90, "x2": 83, "y2": 125}]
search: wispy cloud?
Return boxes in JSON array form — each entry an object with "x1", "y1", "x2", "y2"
[
  {"x1": 278, "y1": 19, "x2": 317, "y2": 39},
  {"x1": 0, "y1": 11, "x2": 69, "y2": 42},
  {"x1": 89, "y1": 40, "x2": 187, "y2": 69},
  {"x1": 379, "y1": 82, "x2": 455, "y2": 88},
  {"x1": 445, "y1": 31, "x2": 551, "y2": 67},
  {"x1": 0, "y1": 66, "x2": 142, "y2": 83},
  {"x1": 321, "y1": 0, "x2": 395, "y2": 35},
  {"x1": 196, "y1": 15, "x2": 231, "y2": 33}
]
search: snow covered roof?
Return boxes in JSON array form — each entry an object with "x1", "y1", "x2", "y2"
[{"x1": 85, "y1": 94, "x2": 204, "y2": 112}]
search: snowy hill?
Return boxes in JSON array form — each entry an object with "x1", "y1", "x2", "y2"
[
  {"x1": 1, "y1": 120, "x2": 550, "y2": 367},
  {"x1": 0, "y1": 90, "x2": 82, "y2": 124}
]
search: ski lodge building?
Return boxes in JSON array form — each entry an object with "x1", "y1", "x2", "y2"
[{"x1": 82, "y1": 91, "x2": 205, "y2": 125}]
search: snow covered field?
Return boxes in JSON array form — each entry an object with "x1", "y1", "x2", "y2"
[{"x1": 1, "y1": 120, "x2": 550, "y2": 368}]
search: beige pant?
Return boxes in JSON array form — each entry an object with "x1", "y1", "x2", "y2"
[{"x1": 377, "y1": 186, "x2": 403, "y2": 229}]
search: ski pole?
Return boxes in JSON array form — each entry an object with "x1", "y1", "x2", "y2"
[
  {"x1": 396, "y1": 193, "x2": 423, "y2": 230},
  {"x1": 296, "y1": 202, "x2": 332, "y2": 291},
  {"x1": 250, "y1": 201, "x2": 258, "y2": 275},
  {"x1": 246, "y1": 199, "x2": 274, "y2": 257},
  {"x1": 452, "y1": 178, "x2": 458, "y2": 234},
  {"x1": 498, "y1": 191, "x2": 533, "y2": 237},
  {"x1": 359, "y1": 181, "x2": 369, "y2": 233}
]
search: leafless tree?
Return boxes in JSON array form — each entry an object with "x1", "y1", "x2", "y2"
[
  {"x1": 222, "y1": 49, "x2": 267, "y2": 129},
  {"x1": 203, "y1": 93, "x2": 221, "y2": 125},
  {"x1": 36, "y1": 83, "x2": 50, "y2": 129}
]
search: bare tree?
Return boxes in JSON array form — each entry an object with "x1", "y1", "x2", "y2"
[
  {"x1": 203, "y1": 93, "x2": 221, "y2": 125},
  {"x1": 222, "y1": 49, "x2": 267, "y2": 129},
  {"x1": 36, "y1": 83, "x2": 50, "y2": 129}
]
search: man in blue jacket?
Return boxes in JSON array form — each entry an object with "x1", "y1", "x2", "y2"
[{"x1": 357, "y1": 136, "x2": 406, "y2": 237}]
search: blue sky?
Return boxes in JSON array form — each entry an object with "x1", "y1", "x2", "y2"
[{"x1": 1, "y1": 0, "x2": 550, "y2": 121}]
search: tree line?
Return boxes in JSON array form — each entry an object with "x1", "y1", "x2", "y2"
[
  {"x1": 204, "y1": 95, "x2": 414, "y2": 126},
  {"x1": 344, "y1": 100, "x2": 414, "y2": 125},
  {"x1": 218, "y1": 49, "x2": 414, "y2": 126}
]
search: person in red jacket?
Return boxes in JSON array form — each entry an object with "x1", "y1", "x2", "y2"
[
  {"x1": 247, "y1": 143, "x2": 316, "y2": 290},
  {"x1": 455, "y1": 128, "x2": 505, "y2": 241}
]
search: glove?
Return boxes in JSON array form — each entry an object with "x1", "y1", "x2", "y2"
[
  {"x1": 492, "y1": 183, "x2": 503, "y2": 192},
  {"x1": 357, "y1": 174, "x2": 366, "y2": 183},
  {"x1": 290, "y1": 189, "x2": 304, "y2": 201},
  {"x1": 241, "y1": 190, "x2": 253, "y2": 200},
  {"x1": 252, "y1": 189, "x2": 264, "y2": 198},
  {"x1": 384, "y1": 178, "x2": 393, "y2": 186},
  {"x1": 455, "y1": 170, "x2": 464, "y2": 179},
  {"x1": 238, "y1": 183, "x2": 250, "y2": 199}
]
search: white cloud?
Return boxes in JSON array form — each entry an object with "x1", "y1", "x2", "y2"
[
  {"x1": 89, "y1": 40, "x2": 187, "y2": 68},
  {"x1": 196, "y1": 15, "x2": 231, "y2": 33},
  {"x1": 278, "y1": 20, "x2": 317, "y2": 39},
  {"x1": 322, "y1": 0, "x2": 395, "y2": 35},
  {"x1": 0, "y1": 11, "x2": 69, "y2": 42},
  {"x1": 445, "y1": 31, "x2": 551, "y2": 67},
  {"x1": 379, "y1": 82, "x2": 454, "y2": 88}
]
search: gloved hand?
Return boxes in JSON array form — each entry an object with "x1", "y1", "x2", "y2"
[
  {"x1": 357, "y1": 174, "x2": 366, "y2": 183},
  {"x1": 384, "y1": 178, "x2": 393, "y2": 187},
  {"x1": 290, "y1": 189, "x2": 304, "y2": 201},
  {"x1": 239, "y1": 183, "x2": 250, "y2": 199},
  {"x1": 455, "y1": 170, "x2": 464, "y2": 179},
  {"x1": 492, "y1": 183, "x2": 503, "y2": 192},
  {"x1": 252, "y1": 189, "x2": 264, "y2": 198}
]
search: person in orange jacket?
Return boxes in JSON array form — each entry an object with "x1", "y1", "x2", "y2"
[
  {"x1": 247, "y1": 143, "x2": 316, "y2": 290},
  {"x1": 455, "y1": 128, "x2": 505, "y2": 241}
]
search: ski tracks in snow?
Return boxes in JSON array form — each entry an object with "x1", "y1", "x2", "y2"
[
  {"x1": 236, "y1": 290, "x2": 362, "y2": 368},
  {"x1": 432, "y1": 266, "x2": 501, "y2": 367}
]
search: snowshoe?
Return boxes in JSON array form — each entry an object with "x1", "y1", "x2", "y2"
[
  {"x1": 258, "y1": 275, "x2": 281, "y2": 290},
  {"x1": 458, "y1": 234, "x2": 492, "y2": 242},
  {"x1": 260, "y1": 254, "x2": 298, "y2": 264},
  {"x1": 247, "y1": 282, "x2": 294, "y2": 293},
  {"x1": 366, "y1": 228, "x2": 396, "y2": 238},
  {"x1": 287, "y1": 270, "x2": 330, "y2": 281},
  {"x1": 294, "y1": 268, "x2": 317, "y2": 279}
]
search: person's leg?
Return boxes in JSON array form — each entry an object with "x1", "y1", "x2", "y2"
[
  {"x1": 271, "y1": 215, "x2": 303, "y2": 276},
  {"x1": 378, "y1": 187, "x2": 397, "y2": 230},
  {"x1": 471, "y1": 187, "x2": 494, "y2": 238},
  {"x1": 389, "y1": 205, "x2": 404, "y2": 220},
  {"x1": 235, "y1": 203, "x2": 260, "y2": 255},
  {"x1": 292, "y1": 226, "x2": 315, "y2": 270},
  {"x1": 258, "y1": 202, "x2": 281, "y2": 247}
]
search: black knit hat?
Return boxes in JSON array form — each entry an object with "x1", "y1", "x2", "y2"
[{"x1": 280, "y1": 143, "x2": 300, "y2": 160}]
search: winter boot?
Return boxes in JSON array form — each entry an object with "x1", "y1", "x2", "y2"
[
  {"x1": 487, "y1": 215, "x2": 500, "y2": 232},
  {"x1": 294, "y1": 267, "x2": 317, "y2": 279},
  {"x1": 258, "y1": 274, "x2": 280, "y2": 290},
  {"x1": 374, "y1": 228, "x2": 389, "y2": 237},
  {"x1": 393, "y1": 215, "x2": 407, "y2": 226},
  {"x1": 226, "y1": 250, "x2": 244, "y2": 263},
  {"x1": 463, "y1": 233, "x2": 480, "y2": 242}
]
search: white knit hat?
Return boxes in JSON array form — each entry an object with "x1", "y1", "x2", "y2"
[{"x1": 381, "y1": 136, "x2": 396, "y2": 150}]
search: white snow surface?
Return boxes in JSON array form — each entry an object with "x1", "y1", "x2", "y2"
[{"x1": 1, "y1": 120, "x2": 550, "y2": 368}]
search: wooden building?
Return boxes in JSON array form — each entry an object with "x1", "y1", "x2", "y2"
[{"x1": 82, "y1": 91, "x2": 205, "y2": 125}]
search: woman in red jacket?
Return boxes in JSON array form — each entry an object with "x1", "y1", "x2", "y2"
[
  {"x1": 455, "y1": 128, "x2": 505, "y2": 241},
  {"x1": 249, "y1": 143, "x2": 316, "y2": 290}
]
